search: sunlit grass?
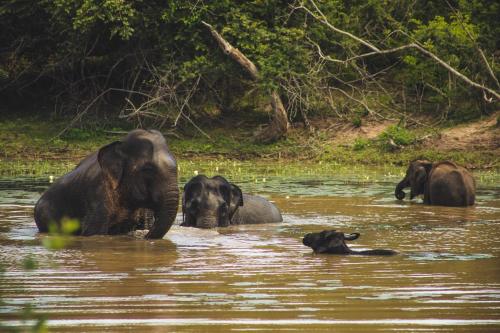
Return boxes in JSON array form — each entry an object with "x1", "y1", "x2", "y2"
[{"x1": 0, "y1": 116, "x2": 498, "y2": 179}]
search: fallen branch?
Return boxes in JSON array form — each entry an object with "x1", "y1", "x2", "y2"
[{"x1": 201, "y1": 21, "x2": 290, "y2": 143}]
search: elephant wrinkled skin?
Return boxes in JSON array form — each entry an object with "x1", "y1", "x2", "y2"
[
  {"x1": 395, "y1": 160, "x2": 475, "y2": 206},
  {"x1": 181, "y1": 175, "x2": 282, "y2": 228},
  {"x1": 34, "y1": 129, "x2": 179, "y2": 239},
  {"x1": 303, "y1": 230, "x2": 396, "y2": 255}
]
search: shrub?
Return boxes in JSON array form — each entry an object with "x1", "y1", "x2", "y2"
[
  {"x1": 351, "y1": 115, "x2": 362, "y2": 128},
  {"x1": 353, "y1": 138, "x2": 370, "y2": 151},
  {"x1": 63, "y1": 128, "x2": 93, "y2": 140},
  {"x1": 378, "y1": 125, "x2": 416, "y2": 148}
]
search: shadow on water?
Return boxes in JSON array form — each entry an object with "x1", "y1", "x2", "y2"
[{"x1": 0, "y1": 168, "x2": 499, "y2": 332}]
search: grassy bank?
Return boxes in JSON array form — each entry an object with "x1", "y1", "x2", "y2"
[{"x1": 0, "y1": 115, "x2": 498, "y2": 177}]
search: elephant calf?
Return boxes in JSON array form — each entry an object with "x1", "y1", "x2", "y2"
[
  {"x1": 302, "y1": 230, "x2": 396, "y2": 255},
  {"x1": 181, "y1": 175, "x2": 283, "y2": 228},
  {"x1": 395, "y1": 160, "x2": 475, "y2": 206},
  {"x1": 34, "y1": 129, "x2": 179, "y2": 239}
]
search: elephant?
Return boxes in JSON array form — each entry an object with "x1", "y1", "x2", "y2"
[
  {"x1": 34, "y1": 129, "x2": 179, "y2": 239},
  {"x1": 395, "y1": 160, "x2": 475, "y2": 206},
  {"x1": 302, "y1": 230, "x2": 396, "y2": 255},
  {"x1": 181, "y1": 175, "x2": 283, "y2": 228}
]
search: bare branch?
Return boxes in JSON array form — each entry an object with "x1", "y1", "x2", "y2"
[
  {"x1": 305, "y1": 37, "x2": 343, "y2": 64},
  {"x1": 52, "y1": 87, "x2": 153, "y2": 139},
  {"x1": 174, "y1": 75, "x2": 201, "y2": 127},
  {"x1": 301, "y1": 0, "x2": 381, "y2": 52},
  {"x1": 329, "y1": 86, "x2": 387, "y2": 120},
  {"x1": 298, "y1": 3, "x2": 500, "y2": 101}
]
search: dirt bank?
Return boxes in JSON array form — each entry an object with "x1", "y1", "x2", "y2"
[{"x1": 423, "y1": 113, "x2": 499, "y2": 152}]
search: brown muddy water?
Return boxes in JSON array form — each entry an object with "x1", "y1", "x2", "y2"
[{"x1": 0, "y1": 169, "x2": 500, "y2": 332}]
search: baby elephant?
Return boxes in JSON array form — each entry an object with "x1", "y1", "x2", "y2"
[
  {"x1": 395, "y1": 160, "x2": 475, "y2": 206},
  {"x1": 181, "y1": 175, "x2": 282, "y2": 228},
  {"x1": 302, "y1": 230, "x2": 396, "y2": 255}
]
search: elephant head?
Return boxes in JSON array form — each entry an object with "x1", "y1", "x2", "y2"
[
  {"x1": 302, "y1": 230, "x2": 396, "y2": 255},
  {"x1": 395, "y1": 160, "x2": 433, "y2": 200},
  {"x1": 97, "y1": 129, "x2": 179, "y2": 239},
  {"x1": 303, "y1": 230, "x2": 359, "y2": 254},
  {"x1": 182, "y1": 175, "x2": 243, "y2": 229}
]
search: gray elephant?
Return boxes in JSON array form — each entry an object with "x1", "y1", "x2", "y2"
[
  {"x1": 34, "y1": 129, "x2": 179, "y2": 239},
  {"x1": 395, "y1": 160, "x2": 475, "y2": 206},
  {"x1": 181, "y1": 175, "x2": 282, "y2": 228},
  {"x1": 302, "y1": 230, "x2": 396, "y2": 255}
]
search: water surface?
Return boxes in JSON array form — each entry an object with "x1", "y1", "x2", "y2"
[{"x1": 1, "y1": 168, "x2": 499, "y2": 332}]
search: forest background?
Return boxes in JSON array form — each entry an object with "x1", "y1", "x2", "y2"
[{"x1": 0, "y1": 0, "x2": 499, "y2": 175}]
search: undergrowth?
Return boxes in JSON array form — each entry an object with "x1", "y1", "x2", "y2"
[{"x1": 0, "y1": 116, "x2": 498, "y2": 177}]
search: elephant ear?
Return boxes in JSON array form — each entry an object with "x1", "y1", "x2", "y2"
[
  {"x1": 410, "y1": 162, "x2": 432, "y2": 199},
  {"x1": 180, "y1": 191, "x2": 191, "y2": 227},
  {"x1": 420, "y1": 161, "x2": 433, "y2": 174},
  {"x1": 228, "y1": 183, "x2": 244, "y2": 217},
  {"x1": 182, "y1": 179, "x2": 203, "y2": 211},
  {"x1": 98, "y1": 141, "x2": 125, "y2": 190}
]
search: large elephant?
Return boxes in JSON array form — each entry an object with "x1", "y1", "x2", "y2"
[
  {"x1": 302, "y1": 230, "x2": 396, "y2": 255},
  {"x1": 181, "y1": 175, "x2": 282, "y2": 228},
  {"x1": 34, "y1": 129, "x2": 179, "y2": 239},
  {"x1": 395, "y1": 160, "x2": 475, "y2": 206}
]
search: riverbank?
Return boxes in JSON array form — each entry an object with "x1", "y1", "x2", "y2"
[{"x1": 0, "y1": 113, "x2": 498, "y2": 177}]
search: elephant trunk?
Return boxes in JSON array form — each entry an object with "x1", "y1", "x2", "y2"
[
  {"x1": 195, "y1": 215, "x2": 219, "y2": 229},
  {"x1": 395, "y1": 178, "x2": 409, "y2": 200},
  {"x1": 146, "y1": 184, "x2": 179, "y2": 239}
]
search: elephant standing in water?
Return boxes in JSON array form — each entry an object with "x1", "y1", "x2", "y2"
[
  {"x1": 34, "y1": 129, "x2": 179, "y2": 239},
  {"x1": 302, "y1": 230, "x2": 396, "y2": 255},
  {"x1": 395, "y1": 160, "x2": 475, "y2": 206},
  {"x1": 181, "y1": 175, "x2": 282, "y2": 228}
]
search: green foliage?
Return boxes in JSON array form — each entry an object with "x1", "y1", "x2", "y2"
[
  {"x1": 22, "y1": 256, "x2": 38, "y2": 270},
  {"x1": 353, "y1": 138, "x2": 370, "y2": 151},
  {"x1": 0, "y1": 0, "x2": 498, "y2": 123},
  {"x1": 63, "y1": 128, "x2": 94, "y2": 140},
  {"x1": 378, "y1": 125, "x2": 416, "y2": 147},
  {"x1": 351, "y1": 115, "x2": 362, "y2": 128},
  {"x1": 20, "y1": 305, "x2": 48, "y2": 333},
  {"x1": 42, "y1": 218, "x2": 80, "y2": 250}
]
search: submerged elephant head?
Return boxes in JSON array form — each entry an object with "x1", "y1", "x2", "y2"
[
  {"x1": 303, "y1": 230, "x2": 360, "y2": 254},
  {"x1": 181, "y1": 175, "x2": 243, "y2": 228},
  {"x1": 303, "y1": 230, "x2": 396, "y2": 255},
  {"x1": 98, "y1": 129, "x2": 179, "y2": 238},
  {"x1": 395, "y1": 160, "x2": 433, "y2": 200}
]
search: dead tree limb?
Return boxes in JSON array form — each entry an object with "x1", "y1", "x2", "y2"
[
  {"x1": 344, "y1": 43, "x2": 500, "y2": 101},
  {"x1": 202, "y1": 21, "x2": 259, "y2": 80},
  {"x1": 201, "y1": 21, "x2": 290, "y2": 143}
]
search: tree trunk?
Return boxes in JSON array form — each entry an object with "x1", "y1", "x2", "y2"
[{"x1": 201, "y1": 21, "x2": 290, "y2": 143}]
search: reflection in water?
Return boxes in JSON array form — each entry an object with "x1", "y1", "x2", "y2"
[{"x1": 0, "y1": 173, "x2": 499, "y2": 333}]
